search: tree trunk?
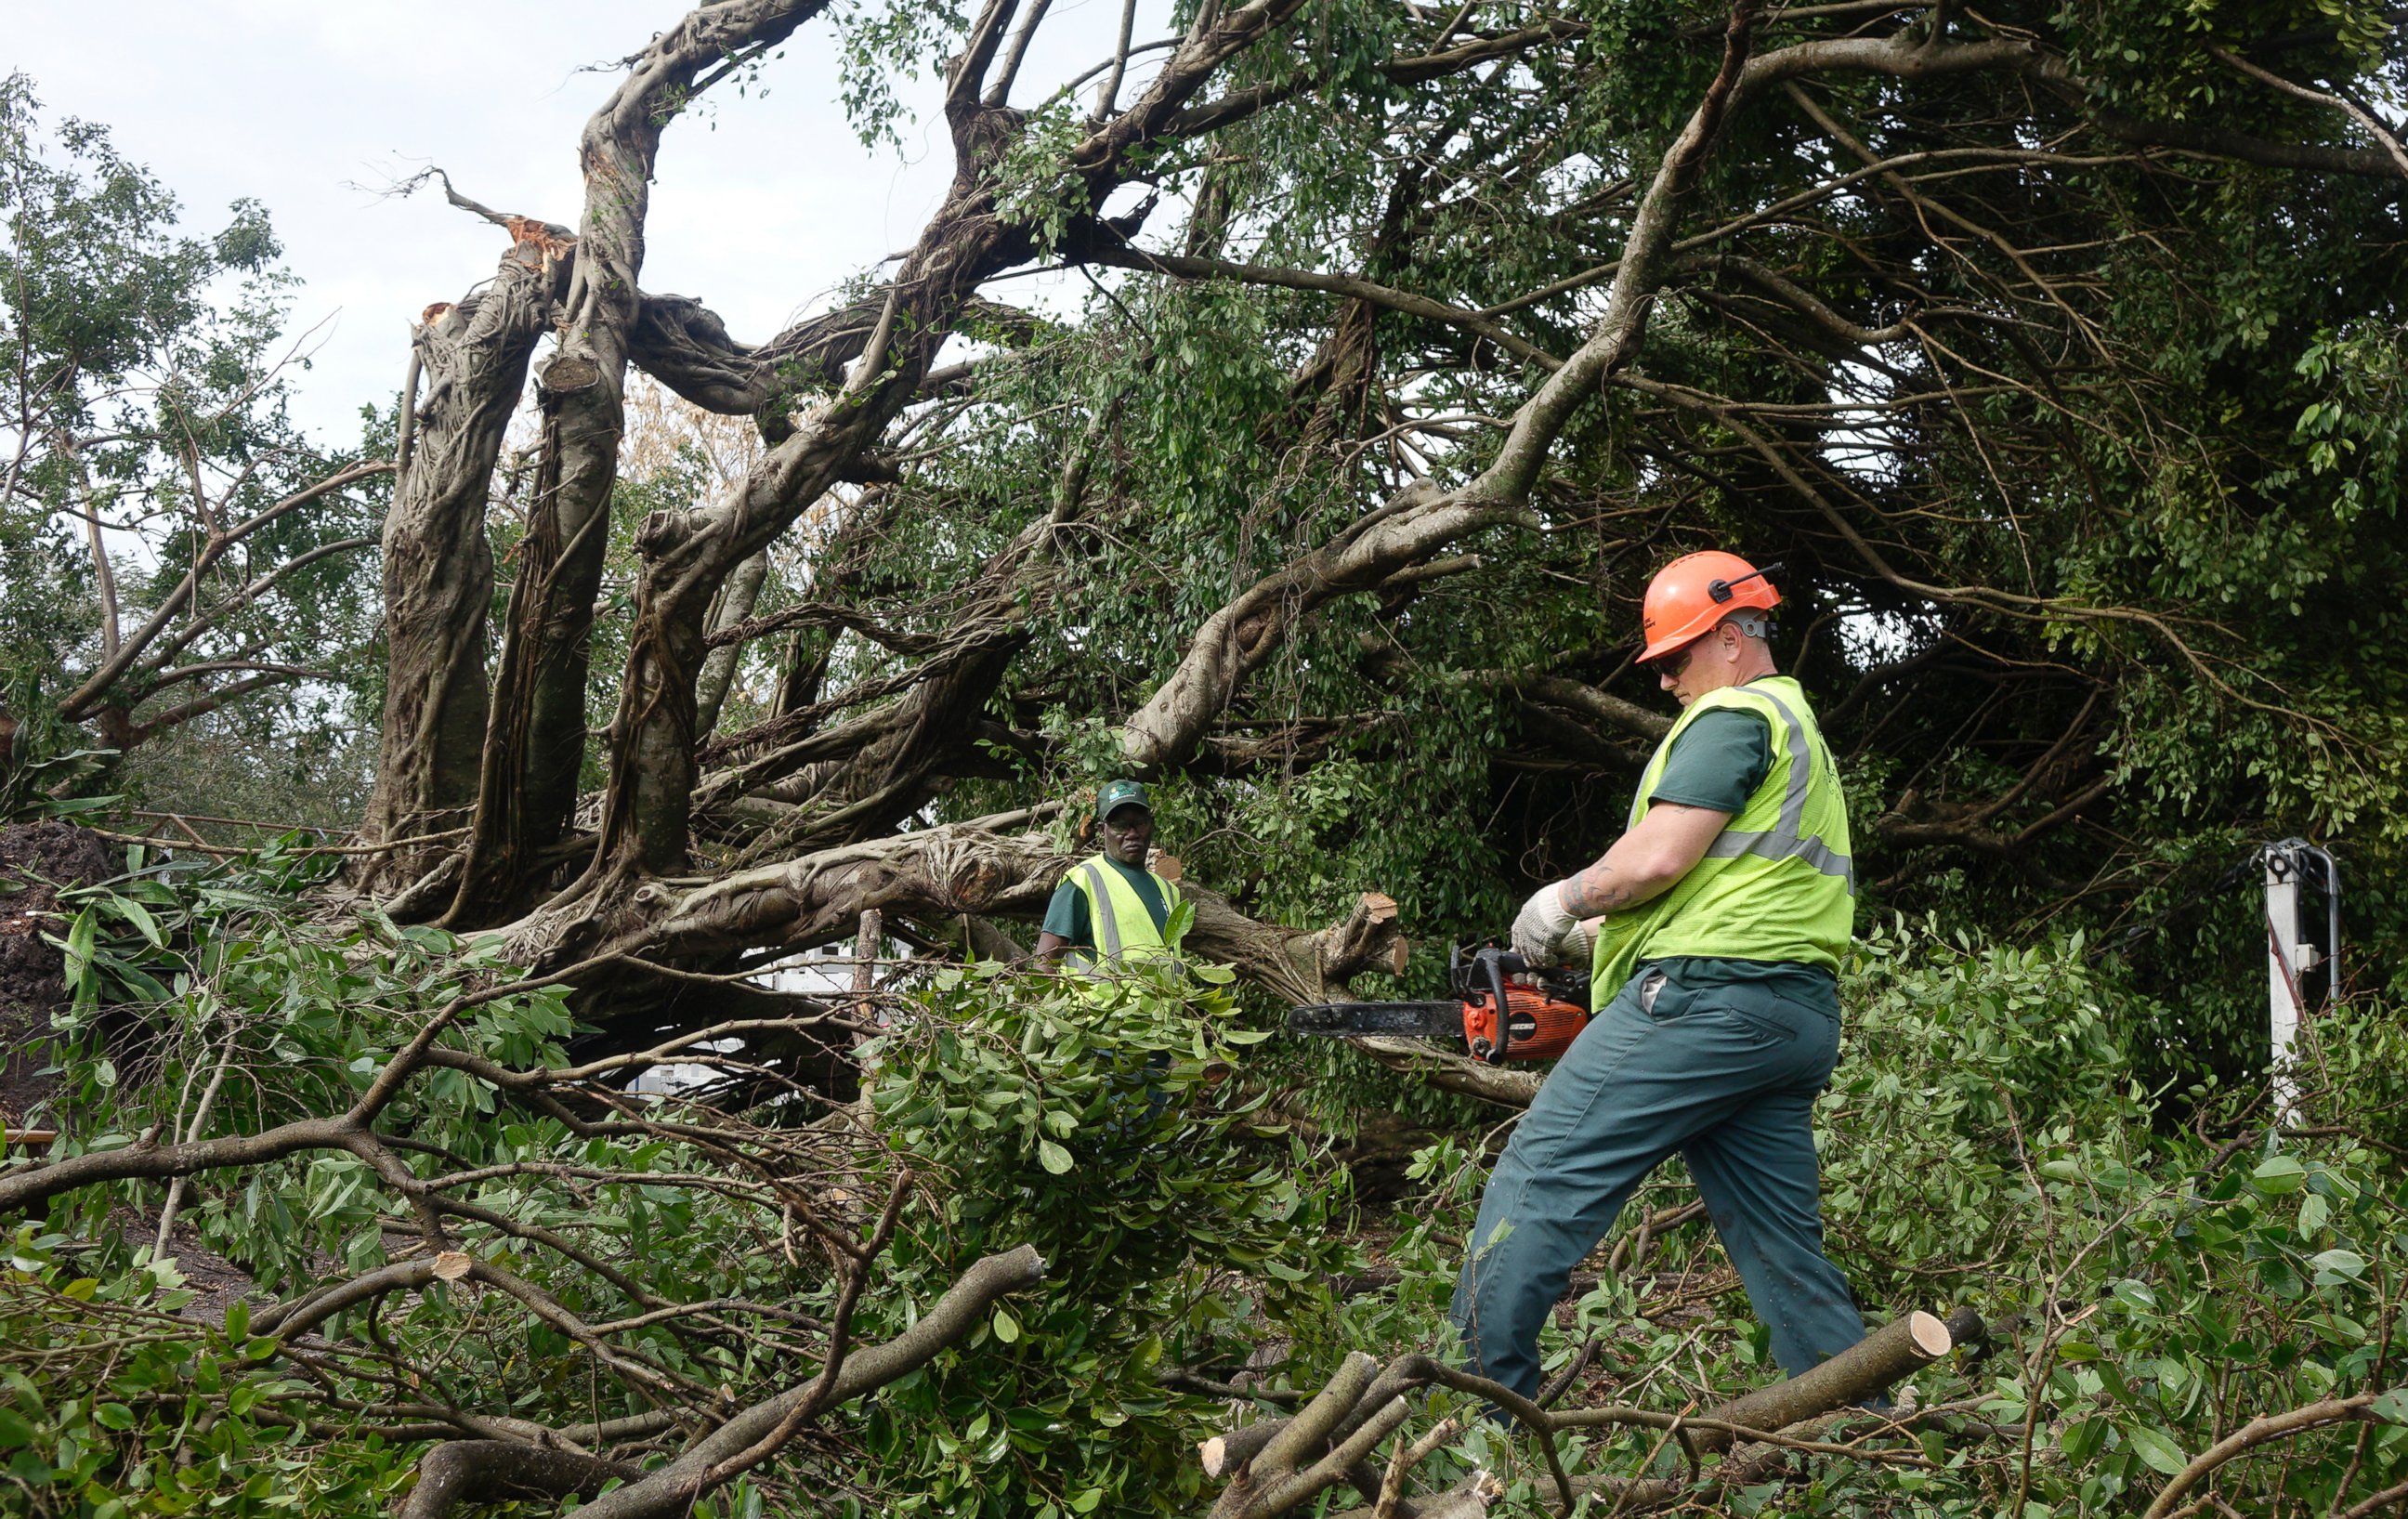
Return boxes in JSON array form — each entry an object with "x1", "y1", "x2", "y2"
[
  {"x1": 441, "y1": 0, "x2": 831, "y2": 920},
  {"x1": 446, "y1": 378, "x2": 580, "y2": 924},
  {"x1": 512, "y1": 350, "x2": 620, "y2": 863},
  {"x1": 358, "y1": 237, "x2": 565, "y2": 893},
  {"x1": 693, "y1": 546, "x2": 772, "y2": 738}
]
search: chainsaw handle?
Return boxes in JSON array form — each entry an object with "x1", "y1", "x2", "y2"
[{"x1": 1479, "y1": 949, "x2": 1519, "y2": 1065}]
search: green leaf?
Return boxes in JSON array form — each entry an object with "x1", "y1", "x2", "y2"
[
  {"x1": 2299, "y1": 1191, "x2": 2332, "y2": 1235},
  {"x1": 2124, "y1": 1423, "x2": 2189, "y2": 1476},
  {"x1": 2250, "y1": 1155, "x2": 2309, "y2": 1195},
  {"x1": 992, "y1": 1306, "x2": 1020, "y2": 1344},
  {"x1": 1037, "y1": 1138, "x2": 1074, "y2": 1175},
  {"x1": 110, "y1": 895, "x2": 163, "y2": 948}
]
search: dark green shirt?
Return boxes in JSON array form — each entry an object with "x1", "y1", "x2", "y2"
[
  {"x1": 1647, "y1": 708, "x2": 1772, "y2": 813},
  {"x1": 1636, "y1": 701, "x2": 1839, "y2": 1015},
  {"x1": 1041, "y1": 857, "x2": 1171, "y2": 949}
]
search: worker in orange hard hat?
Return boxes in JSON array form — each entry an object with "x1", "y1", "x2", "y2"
[
  {"x1": 1637, "y1": 548, "x2": 1783, "y2": 668},
  {"x1": 1452, "y1": 551, "x2": 1868, "y2": 1401}
]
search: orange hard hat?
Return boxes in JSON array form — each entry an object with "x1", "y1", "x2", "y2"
[{"x1": 1640, "y1": 551, "x2": 1782, "y2": 662}]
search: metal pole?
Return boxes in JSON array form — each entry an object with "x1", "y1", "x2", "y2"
[{"x1": 2266, "y1": 846, "x2": 2305, "y2": 1125}]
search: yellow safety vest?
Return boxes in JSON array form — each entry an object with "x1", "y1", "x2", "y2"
[
  {"x1": 1590, "y1": 675, "x2": 1855, "y2": 996},
  {"x1": 1064, "y1": 854, "x2": 1183, "y2": 974}
]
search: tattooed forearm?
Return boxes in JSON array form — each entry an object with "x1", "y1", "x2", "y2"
[
  {"x1": 1561, "y1": 863, "x2": 1639, "y2": 918},
  {"x1": 1559, "y1": 803, "x2": 1734, "y2": 916}
]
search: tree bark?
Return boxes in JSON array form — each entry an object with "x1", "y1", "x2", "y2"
[
  {"x1": 393, "y1": 1441, "x2": 638, "y2": 1519},
  {"x1": 693, "y1": 546, "x2": 772, "y2": 738},
  {"x1": 358, "y1": 235, "x2": 566, "y2": 891}
]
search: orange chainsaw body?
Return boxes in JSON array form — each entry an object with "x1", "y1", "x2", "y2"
[
  {"x1": 1286, "y1": 946, "x2": 1594, "y2": 1065},
  {"x1": 1463, "y1": 984, "x2": 1590, "y2": 1063}
]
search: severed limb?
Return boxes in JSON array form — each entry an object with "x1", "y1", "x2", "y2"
[
  {"x1": 614, "y1": 822, "x2": 1406, "y2": 1005},
  {"x1": 1348, "y1": 1035, "x2": 1542, "y2": 1109},
  {"x1": 1200, "y1": 1307, "x2": 1983, "y2": 1518},
  {"x1": 1187, "y1": 889, "x2": 1406, "y2": 1007}
]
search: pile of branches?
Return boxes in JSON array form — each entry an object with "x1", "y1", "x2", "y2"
[
  {"x1": 1197, "y1": 1309, "x2": 1978, "y2": 1517},
  {"x1": 0, "y1": 921, "x2": 1056, "y2": 1516}
]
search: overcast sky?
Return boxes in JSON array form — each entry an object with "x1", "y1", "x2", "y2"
[{"x1": 8, "y1": 0, "x2": 1155, "y2": 442}]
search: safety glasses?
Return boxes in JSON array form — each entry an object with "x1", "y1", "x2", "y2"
[{"x1": 1649, "y1": 637, "x2": 1705, "y2": 679}]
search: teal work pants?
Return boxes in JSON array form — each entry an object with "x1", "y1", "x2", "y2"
[{"x1": 1449, "y1": 963, "x2": 1865, "y2": 1398}]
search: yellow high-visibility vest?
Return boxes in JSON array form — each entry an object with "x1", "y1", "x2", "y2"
[
  {"x1": 1064, "y1": 854, "x2": 1182, "y2": 974},
  {"x1": 1590, "y1": 675, "x2": 1855, "y2": 995}
]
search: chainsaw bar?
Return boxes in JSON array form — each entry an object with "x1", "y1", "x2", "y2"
[{"x1": 1287, "y1": 1001, "x2": 1465, "y2": 1041}]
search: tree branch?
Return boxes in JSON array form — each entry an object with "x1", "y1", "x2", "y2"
[{"x1": 564, "y1": 1245, "x2": 1047, "y2": 1519}]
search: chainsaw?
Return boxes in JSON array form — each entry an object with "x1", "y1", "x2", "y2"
[{"x1": 1288, "y1": 945, "x2": 1592, "y2": 1065}]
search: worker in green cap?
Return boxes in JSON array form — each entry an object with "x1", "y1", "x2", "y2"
[{"x1": 1034, "y1": 779, "x2": 1184, "y2": 968}]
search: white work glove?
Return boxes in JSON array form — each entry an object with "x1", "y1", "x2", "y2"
[
  {"x1": 1510, "y1": 881, "x2": 1577, "y2": 966},
  {"x1": 1562, "y1": 915, "x2": 1603, "y2": 967}
]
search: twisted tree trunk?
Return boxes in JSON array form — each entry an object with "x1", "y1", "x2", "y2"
[
  {"x1": 446, "y1": 0, "x2": 831, "y2": 923},
  {"x1": 578, "y1": 0, "x2": 1315, "y2": 898},
  {"x1": 359, "y1": 232, "x2": 568, "y2": 893}
]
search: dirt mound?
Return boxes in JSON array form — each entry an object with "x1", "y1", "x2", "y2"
[{"x1": 0, "y1": 819, "x2": 118, "y2": 1127}]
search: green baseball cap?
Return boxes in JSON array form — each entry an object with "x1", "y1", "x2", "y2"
[{"x1": 1094, "y1": 779, "x2": 1152, "y2": 822}]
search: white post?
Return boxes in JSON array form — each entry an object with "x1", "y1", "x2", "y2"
[{"x1": 2267, "y1": 851, "x2": 2307, "y2": 1125}]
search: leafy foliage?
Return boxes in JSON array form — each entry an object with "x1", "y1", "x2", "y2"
[
  {"x1": 859, "y1": 948, "x2": 1350, "y2": 1516},
  {"x1": 0, "y1": 74, "x2": 386, "y2": 817}
]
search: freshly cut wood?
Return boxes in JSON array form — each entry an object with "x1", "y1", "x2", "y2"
[
  {"x1": 1200, "y1": 1421, "x2": 1281, "y2": 1482},
  {"x1": 1694, "y1": 1309, "x2": 1966, "y2": 1455},
  {"x1": 1200, "y1": 1352, "x2": 1382, "y2": 1485}
]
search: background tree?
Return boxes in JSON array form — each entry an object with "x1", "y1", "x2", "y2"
[{"x1": 0, "y1": 75, "x2": 393, "y2": 825}]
